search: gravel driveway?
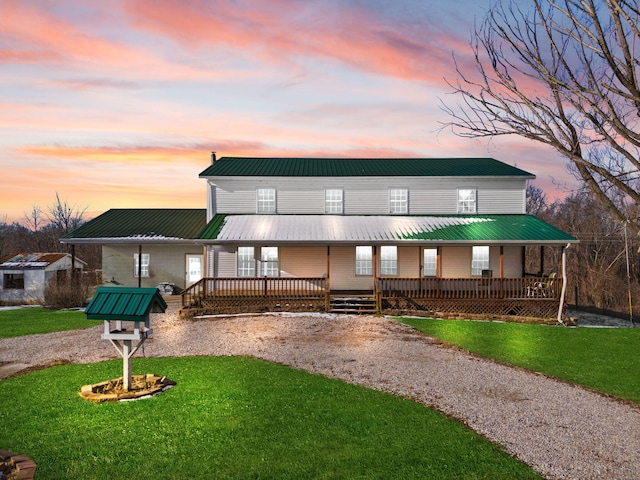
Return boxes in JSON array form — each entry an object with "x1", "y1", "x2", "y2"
[{"x1": 1, "y1": 306, "x2": 639, "y2": 480}]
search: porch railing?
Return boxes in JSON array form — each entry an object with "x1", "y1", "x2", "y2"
[
  {"x1": 377, "y1": 277, "x2": 561, "y2": 300},
  {"x1": 182, "y1": 277, "x2": 328, "y2": 307},
  {"x1": 183, "y1": 276, "x2": 560, "y2": 307}
]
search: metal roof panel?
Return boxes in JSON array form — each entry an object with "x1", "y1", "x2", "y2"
[
  {"x1": 199, "y1": 157, "x2": 535, "y2": 178},
  {"x1": 62, "y1": 209, "x2": 207, "y2": 241},
  {"x1": 198, "y1": 214, "x2": 576, "y2": 244},
  {"x1": 85, "y1": 286, "x2": 167, "y2": 321}
]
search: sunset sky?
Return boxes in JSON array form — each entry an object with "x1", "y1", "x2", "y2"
[{"x1": 0, "y1": 0, "x2": 579, "y2": 224}]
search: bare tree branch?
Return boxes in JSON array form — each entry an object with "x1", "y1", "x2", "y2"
[
  {"x1": 442, "y1": 0, "x2": 640, "y2": 232},
  {"x1": 47, "y1": 192, "x2": 87, "y2": 235}
]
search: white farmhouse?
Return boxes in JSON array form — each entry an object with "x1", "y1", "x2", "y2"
[{"x1": 62, "y1": 156, "x2": 577, "y2": 320}]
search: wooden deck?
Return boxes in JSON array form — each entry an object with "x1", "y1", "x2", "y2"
[{"x1": 180, "y1": 276, "x2": 563, "y2": 320}]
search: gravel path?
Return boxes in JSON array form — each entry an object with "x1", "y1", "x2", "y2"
[{"x1": 1, "y1": 306, "x2": 639, "y2": 480}]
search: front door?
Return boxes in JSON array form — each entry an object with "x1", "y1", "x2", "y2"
[{"x1": 186, "y1": 254, "x2": 203, "y2": 287}]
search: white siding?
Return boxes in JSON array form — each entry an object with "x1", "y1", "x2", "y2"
[
  {"x1": 488, "y1": 246, "x2": 501, "y2": 276},
  {"x1": 503, "y1": 246, "x2": 524, "y2": 277},
  {"x1": 478, "y1": 189, "x2": 525, "y2": 214},
  {"x1": 394, "y1": 246, "x2": 420, "y2": 277},
  {"x1": 216, "y1": 190, "x2": 255, "y2": 214},
  {"x1": 216, "y1": 247, "x2": 237, "y2": 277},
  {"x1": 280, "y1": 246, "x2": 327, "y2": 277},
  {"x1": 441, "y1": 246, "x2": 471, "y2": 277},
  {"x1": 102, "y1": 245, "x2": 204, "y2": 289},
  {"x1": 210, "y1": 177, "x2": 527, "y2": 215},
  {"x1": 410, "y1": 190, "x2": 458, "y2": 214},
  {"x1": 329, "y1": 246, "x2": 374, "y2": 290},
  {"x1": 278, "y1": 191, "x2": 324, "y2": 214}
]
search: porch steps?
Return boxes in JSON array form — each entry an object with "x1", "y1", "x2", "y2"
[{"x1": 330, "y1": 296, "x2": 377, "y2": 314}]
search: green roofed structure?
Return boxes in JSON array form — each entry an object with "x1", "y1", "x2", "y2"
[
  {"x1": 63, "y1": 155, "x2": 577, "y2": 321},
  {"x1": 85, "y1": 286, "x2": 167, "y2": 392},
  {"x1": 85, "y1": 286, "x2": 167, "y2": 322}
]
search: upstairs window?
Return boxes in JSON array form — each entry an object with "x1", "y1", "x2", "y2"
[
  {"x1": 380, "y1": 246, "x2": 398, "y2": 275},
  {"x1": 458, "y1": 188, "x2": 477, "y2": 213},
  {"x1": 237, "y1": 247, "x2": 256, "y2": 277},
  {"x1": 261, "y1": 247, "x2": 279, "y2": 277},
  {"x1": 257, "y1": 188, "x2": 276, "y2": 214},
  {"x1": 471, "y1": 246, "x2": 489, "y2": 276},
  {"x1": 325, "y1": 188, "x2": 343, "y2": 214},
  {"x1": 423, "y1": 248, "x2": 437, "y2": 277},
  {"x1": 355, "y1": 246, "x2": 373, "y2": 276},
  {"x1": 134, "y1": 253, "x2": 150, "y2": 278},
  {"x1": 389, "y1": 188, "x2": 408, "y2": 214}
]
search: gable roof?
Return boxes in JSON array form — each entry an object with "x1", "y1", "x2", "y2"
[
  {"x1": 199, "y1": 157, "x2": 535, "y2": 178},
  {"x1": 198, "y1": 214, "x2": 577, "y2": 245},
  {"x1": 85, "y1": 286, "x2": 167, "y2": 321},
  {"x1": 0, "y1": 253, "x2": 85, "y2": 270},
  {"x1": 60, "y1": 209, "x2": 207, "y2": 244}
]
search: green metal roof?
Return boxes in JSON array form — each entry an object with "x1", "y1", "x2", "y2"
[
  {"x1": 199, "y1": 157, "x2": 535, "y2": 178},
  {"x1": 85, "y1": 286, "x2": 167, "y2": 321},
  {"x1": 61, "y1": 209, "x2": 207, "y2": 243},
  {"x1": 399, "y1": 215, "x2": 576, "y2": 242},
  {"x1": 197, "y1": 214, "x2": 227, "y2": 240},
  {"x1": 198, "y1": 214, "x2": 577, "y2": 244}
]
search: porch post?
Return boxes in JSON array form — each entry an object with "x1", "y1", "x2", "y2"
[
  {"x1": 499, "y1": 246, "x2": 504, "y2": 298},
  {"x1": 138, "y1": 244, "x2": 142, "y2": 288},
  {"x1": 326, "y1": 246, "x2": 331, "y2": 311},
  {"x1": 539, "y1": 245, "x2": 545, "y2": 276},
  {"x1": 71, "y1": 244, "x2": 76, "y2": 284},
  {"x1": 557, "y1": 243, "x2": 570, "y2": 324}
]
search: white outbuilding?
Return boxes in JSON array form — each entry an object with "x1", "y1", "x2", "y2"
[{"x1": 0, "y1": 253, "x2": 86, "y2": 304}]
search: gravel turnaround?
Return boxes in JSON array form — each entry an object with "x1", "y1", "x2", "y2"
[{"x1": 1, "y1": 306, "x2": 639, "y2": 480}]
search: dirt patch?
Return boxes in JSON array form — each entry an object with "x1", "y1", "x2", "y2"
[{"x1": 79, "y1": 374, "x2": 176, "y2": 402}]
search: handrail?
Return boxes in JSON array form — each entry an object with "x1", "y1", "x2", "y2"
[
  {"x1": 182, "y1": 276, "x2": 562, "y2": 308},
  {"x1": 182, "y1": 277, "x2": 327, "y2": 307},
  {"x1": 377, "y1": 277, "x2": 562, "y2": 300}
]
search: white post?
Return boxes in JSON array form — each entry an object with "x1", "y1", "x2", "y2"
[
  {"x1": 122, "y1": 340, "x2": 132, "y2": 391},
  {"x1": 557, "y1": 243, "x2": 571, "y2": 324}
]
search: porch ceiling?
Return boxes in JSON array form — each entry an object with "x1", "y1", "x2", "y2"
[{"x1": 198, "y1": 214, "x2": 577, "y2": 245}]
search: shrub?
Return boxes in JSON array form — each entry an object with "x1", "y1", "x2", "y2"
[{"x1": 44, "y1": 277, "x2": 90, "y2": 309}]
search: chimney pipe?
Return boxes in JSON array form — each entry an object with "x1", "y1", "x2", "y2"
[{"x1": 211, "y1": 151, "x2": 217, "y2": 164}]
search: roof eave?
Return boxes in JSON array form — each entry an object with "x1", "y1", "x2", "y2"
[
  {"x1": 60, "y1": 238, "x2": 199, "y2": 245},
  {"x1": 197, "y1": 239, "x2": 578, "y2": 246}
]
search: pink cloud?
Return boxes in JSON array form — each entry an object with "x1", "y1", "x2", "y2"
[
  {"x1": 124, "y1": 0, "x2": 466, "y2": 83},
  {"x1": 0, "y1": 1, "x2": 233, "y2": 82}
]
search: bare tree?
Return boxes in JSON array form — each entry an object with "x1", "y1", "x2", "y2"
[
  {"x1": 47, "y1": 192, "x2": 87, "y2": 235},
  {"x1": 23, "y1": 205, "x2": 44, "y2": 233},
  {"x1": 443, "y1": 0, "x2": 640, "y2": 232},
  {"x1": 526, "y1": 182, "x2": 549, "y2": 216}
]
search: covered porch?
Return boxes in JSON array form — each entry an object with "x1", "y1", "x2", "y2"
[
  {"x1": 182, "y1": 213, "x2": 577, "y2": 321},
  {"x1": 181, "y1": 274, "x2": 563, "y2": 320}
]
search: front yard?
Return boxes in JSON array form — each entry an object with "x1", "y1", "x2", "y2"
[
  {"x1": 397, "y1": 316, "x2": 640, "y2": 404},
  {"x1": 0, "y1": 356, "x2": 541, "y2": 479}
]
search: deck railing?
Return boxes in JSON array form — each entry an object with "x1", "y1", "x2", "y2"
[
  {"x1": 182, "y1": 277, "x2": 328, "y2": 307},
  {"x1": 182, "y1": 276, "x2": 561, "y2": 308},
  {"x1": 377, "y1": 277, "x2": 561, "y2": 300}
]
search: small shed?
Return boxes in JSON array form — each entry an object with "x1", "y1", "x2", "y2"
[
  {"x1": 85, "y1": 286, "x2": 167, "y2": 391},
  {"x1": 0, "y1": 253, "x2": 86, "y2": 304}
]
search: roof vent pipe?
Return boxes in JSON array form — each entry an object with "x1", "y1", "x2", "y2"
[{"x1": 211, "y1": 151, "x2": 217, "y2": 164}]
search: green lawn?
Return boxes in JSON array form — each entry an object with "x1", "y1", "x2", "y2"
[
  {"x1": 0, "y1": 357, "x2": 541, "y2": 479},
  {"x1": 0, "y1": 307, "x2": 101, "y2": 338},
  {"x1": 397, "y1": 317, "x2": 640, "y2": 404}
]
